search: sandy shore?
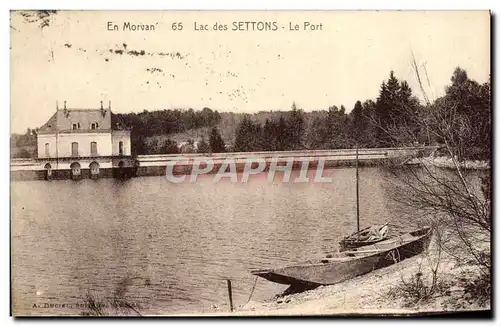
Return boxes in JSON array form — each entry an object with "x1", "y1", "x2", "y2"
[
  {"x1": 408, "y1": 156, "x2": 490, "y2": 170},
  {"x1": 190, "y1": 244, "x2": 489, "y2": 317}
]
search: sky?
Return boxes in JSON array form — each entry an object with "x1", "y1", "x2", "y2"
[{"x1": 10, "y1": 10, "x2": 490, "y2": 134}]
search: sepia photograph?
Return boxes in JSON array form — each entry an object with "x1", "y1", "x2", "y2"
[{"x1": 9, "y1": 10, "x2": 491, "y2": 317}]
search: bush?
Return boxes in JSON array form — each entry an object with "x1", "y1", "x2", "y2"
[
  {"x1": 461, "y1": 272, "x2": 491, "y2": 307},
  {"x1": 388, "y1": 270, "x2": 447, "y2": 307},
  {"x1": 80, "y1": 277, "x2": 143, "y2": 316}
]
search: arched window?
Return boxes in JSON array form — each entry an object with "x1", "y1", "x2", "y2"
[
  {"x1": 90, "y1": 142, "x2": 98, "y2": 156},
  {"x1": 44, "y1": 163, "x2": 52, "y2": 179},
  {"x1": 119, "y1": 141, "x2": 124, "y2": 155},
  {"x1": 89, "y1": 161, "x2": 100, "y2": 175},
  {"x1": 70, "y1": 162, "x2": 81, "y2": 176},
  {"x1": 44, "y1": 143, "x2": 50, "y2": 157},
  {"x1": 71, "y1": 142, "x2": 79, "y2": 156}
]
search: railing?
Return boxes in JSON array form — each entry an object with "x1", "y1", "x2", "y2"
[{"x1": 136, "y1": 146, "x2": 439, "y2": 162}]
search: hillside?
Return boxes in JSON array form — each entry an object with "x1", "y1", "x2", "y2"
[{"x1": 145, "y1": 110, "x2": 324, "y2": 149}]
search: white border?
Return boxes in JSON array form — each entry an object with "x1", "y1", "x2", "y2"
[
  {"x1": 3, "y1": 0, "x2": 500, "y2": 10},
  {"x1": 3, "y1": 1, "x2": 497, "y2": 325}
]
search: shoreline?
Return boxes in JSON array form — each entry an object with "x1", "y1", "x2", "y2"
[
  {"x1": 407, "y1": 156, "x2": 490, "y2": 170},
  {"x1": 11, "y1": 152, "x2": 490, "y2": 182},
  {"x1": 197, "y1": 241, "x2": 490, "y2": 316}
]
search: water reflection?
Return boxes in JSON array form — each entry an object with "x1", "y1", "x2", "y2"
[{"x1": 12, "y1": 167, "x2": 408, "y2": 315}]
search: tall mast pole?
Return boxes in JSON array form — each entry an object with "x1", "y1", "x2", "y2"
[
  {"x1": 356, "y1": 146, "x2": 360, "y2": 238},
  {"x1": 56, "y1": 102, "x2": 59, "y2": 170}
]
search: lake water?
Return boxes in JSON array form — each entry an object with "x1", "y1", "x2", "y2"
[{"x1": 11, "y1": 167, "x2": 411, "y2": 316}]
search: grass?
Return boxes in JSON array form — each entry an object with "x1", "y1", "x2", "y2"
[{"x1": 80, "y1": 277, "x2": 143, "y2": 316}]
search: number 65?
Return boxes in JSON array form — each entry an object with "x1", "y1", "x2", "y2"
[{"x1": 172, "y1": 22, "x2": 183, "y2": 31}]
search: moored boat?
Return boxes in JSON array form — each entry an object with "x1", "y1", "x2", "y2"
[
  {"x1": 251, "y1": 227, "x2": 432, "y2": 292},
  {"x1": 339, "y1": 146, "x2": 390, "y2": 251}
]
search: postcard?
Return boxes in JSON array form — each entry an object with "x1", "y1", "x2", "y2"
[{"x1": 10, "y1": 10, "x2": 491, "y2": 317}]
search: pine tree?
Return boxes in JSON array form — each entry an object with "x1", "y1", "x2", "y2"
[
  {"x1": 234, "y1": 115, "x2": 262, "y2": 152},
  {"x1": 362, "y1": 100, "x2": 377, "y2": 147},
  {"x1": 287, "y1": 102, "x2": 305, "y2": 150},
  {"x1": 276, "y1": 115, "x2": 289, "y2": 151},
  {"x1": 349, "y1": 100, "x2": 365, "y2": 143},
  {"x1": 322, "y1": 105, "x2": 350, "y2": 149},
  {"x1": 374, "y1": 71, "x2": 416, "y2": 146},
  {"x1": 262, "y1": 119, "x2": 278, "y2": 151},
  {"x1": 436, "y1": 67, "x2": 491, "y2": 160},
  {"x1": 197, "y1": 136, "x2": 210, "y2": 153},
  {"x1": 209, "y1": 126, "x2": 226, "y2": 153}
]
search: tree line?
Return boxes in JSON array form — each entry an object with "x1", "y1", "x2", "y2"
[
  {"x1": 111, "y1": 107, "x2": 222, "y2": 155},
  {"x1": 11, "y1": 67, "x2": 490, "y2": 161},
  {"x1": 226, "y1": 67, "x2": 490, "y2": 161}
]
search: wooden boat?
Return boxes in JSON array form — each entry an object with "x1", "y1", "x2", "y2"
[
  {"x1": 251, "y1": 227, "x2": 432, "y2": 292},
  {"x1": 339, "y1": 147, "x2": 389, "y2": 251},
  {"x1": 339, "y1": 223, "x2": 389, "y2": 251}
]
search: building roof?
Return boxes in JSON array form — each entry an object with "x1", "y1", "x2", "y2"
[{"x1": 38, "y1": 108, "x2": 128, "y2": 134}]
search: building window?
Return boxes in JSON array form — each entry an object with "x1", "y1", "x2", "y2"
[
  {"x1": 119, "y1": 141, "x2": 124, "y2": 155},
  {"x1": 44, "y1": 143, "x2": 50, "y2": 157},
  {"x1": 89, "y1": 162, "x2": 100, "y2": 176},
  {"x1": 70, "y1": 162, "x2": 81, "y2": 177},
  {"x1": 72, "y1": 124, "x2": 77, "y2": 130},
  {"x1": 44, "y1": 163, "x2": 52, "y2": 179},
  {"x1": 91, "y1": 123, "x2": 99, "y2": 130},
  {"x1": 90, "y1": 142, "x2": 98, "y2": 156},
  {"x1": 71, "y1": 142, "x2": 79, "y2": 156}
]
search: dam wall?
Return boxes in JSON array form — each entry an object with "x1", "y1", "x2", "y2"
[{"x1": 10, "y1": 146, "x2": 436, "y2": 181}]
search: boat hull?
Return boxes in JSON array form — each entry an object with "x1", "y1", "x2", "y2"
[
  {"x1": 252, "y1": 227, "x2": 432, "y2": 286},
  {"x1": 253, "y1": 254, "x2": 383, "y2": 286}
]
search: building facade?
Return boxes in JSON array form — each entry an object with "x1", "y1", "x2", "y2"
[{"x1": 35, "y1": 102, "x2": 134, "y2": 179}]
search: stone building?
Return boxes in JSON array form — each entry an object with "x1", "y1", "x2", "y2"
[{"x1": 35, "y1": 101, "x2": 134, "y2": 179}]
